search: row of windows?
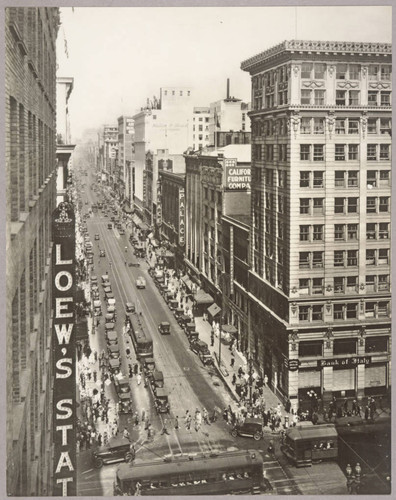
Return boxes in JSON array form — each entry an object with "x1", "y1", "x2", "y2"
[
  {"x1": 203, "y1": 187, "x2": 222, "y2": 204},
  {"x1": 301, "y1": 89, "x2": 391, "y2": 107},
  {"x1": 193, "y1": 116, "x2": 210, "y2": 122},
  {"x1": 193, "y1": 125, "x2": 209, "y2": 131},
  {"x1": 299, "y1": 144, "x2": 390, "y2": 161},
  {"x1": 299, "y1": 335, "x2": 389, "y2": 358},
  {"x1": 193, "y1": 134, "x2": 209, "y2": 141},
  {"x1": 300, "y1": 170, "x2": 390, "y2": 189},
  {"x1": 298, "y1": 274, "x2": 390, "y2": 296},
  {"x1": 299, "y1": 248, "x2": 389, "y2": 269},
  {"x1": 301, "y1": 63, "x2": 391, "y2": 81},
  {"x1": 163, "y1": 89, "x2": 191, "y2": 96},
  {"x1": 298, "y1": 300, "x2": 389, "y2": 322},
  {"x1": 297, "y1": 196, "x2": 390, "y2": 216},
  {"x1": 334, "y1": 222, "x2": 390, "y2": 241},
  {"x1": 252, "y1": 116, "x2": 391, "y2": 138}
]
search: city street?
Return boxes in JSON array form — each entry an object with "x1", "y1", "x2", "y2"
[{"x1": 74, "y1": 174, "x2": 348, "y2": 496}]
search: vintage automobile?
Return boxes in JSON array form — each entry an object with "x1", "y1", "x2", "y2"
[
  {"x1": 100, "y1": 249, "x2": 106, "y2": 257},
  {"x1": 105, "y1": 312, "x2": 116, "y2": 323},
  {"x1": 190, "y1": 339, "x2": 213, "y2": 366},
  {"x1": 108, "y1": 298, "x2": 116, "y2": 308},
  {"x1": 178, "y1": 314, "x2": 191, "y2": 328},
  {"x1": 107, "y1": 305, "x2": 116, "y2": 318},
  {"x1": 105, "y1": 322, "x2": 116, "y2": 332},
  {"x1": 108, "y1": 357, "x2": 121, "y2": 374},
  {"x1": 101, "y1": 274, "x2": 110, "y2": 284},
  {"x1": 108, "y1": 344, "x2": 120, "y2": 359},
  {"x1": 106, "y1": 331, "x2": 118, "y2": 346},
  {"x1": 142, "y1": 357, "x2": 156, "y2": 379},
  {"x1": 103, "y1": 285, "x2": 112, "y2": 294},
  {"x1": 95, "y1": 234, "x2": 100, "y2": 240},
  {"x1": 185, "y1": 323, "x2": 199, "y2": 343},
  {"x1": 150, "y1": 370, "x2": 164, "y2": 394},
  {"x1": 91, "y1": 275, "x2": 98, "y2": 285},
  {"x1": 114, "y1": 377, "x2": 133, "y2": 414},
  {"x1": 136, "y1": 277, "x2": 146, "y2": 289},
  {"x1": 105, "y1": 291, "x2": 115, "y2": 300},
  {"x1": 108, "y1": 223, "x2": 113, "y2": 229},
  {"x1": 174, "y1": 307, "x2": 184, "y2": 321},
  {"x1": 92, "y1": 437, "x2": 132, "y2": 469},
  {"x1": 168, "y1": 299, "x2": 179, "y2": 311},
  {"x1": 154, "y1": 388, "x2": 170, "y2": 414},
  {"x1": 119, "y1": 228, "x2": 125, "y2": 235},
  {"x1": 158, "y1": 321, "x2": 171, "y2": 335},
  {"x1": 230, "y1": 417, "x2": 264, "y2": 441},
  {"x1": 126, "y1": 302, "x2": 135, "y2": 313},
  {"x1": 93, "y1": 300, "x2": 102, "y2": 316}
]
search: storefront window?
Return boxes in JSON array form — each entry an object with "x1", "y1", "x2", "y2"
[{"x1": 333, "y1": 338, "x2": 357, "y2": 355}]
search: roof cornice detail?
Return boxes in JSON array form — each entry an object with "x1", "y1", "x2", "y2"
[{"x1": 241, "y1": 40, "x2": 392, "y2": 71}]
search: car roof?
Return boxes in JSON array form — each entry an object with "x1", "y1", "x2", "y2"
[
  {"x1": 155, "y1": 388, "x2": 168, "y2": 397},
  {"x1": 160, "y1": 321, "x2": 170, "y2": 327},
  {"x1": 99, "y1": 437, "x2": 130, "y2": 450}
]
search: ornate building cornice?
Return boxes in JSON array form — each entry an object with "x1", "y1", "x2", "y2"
[{"x1": 241, "y1": 39, "x2": 392, "y2": 72}]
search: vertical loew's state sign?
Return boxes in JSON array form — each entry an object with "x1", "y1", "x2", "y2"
[{"x1": 52, "y1": 202, "x2": 77, "y2": 496}]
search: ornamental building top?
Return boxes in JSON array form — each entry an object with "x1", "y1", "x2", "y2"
[{"x1": 241, "y1": 39, "x2": 392, "y2": 71}]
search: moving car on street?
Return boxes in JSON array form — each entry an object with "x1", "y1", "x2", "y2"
[
  {"x1": 230, "y1": 417, "x2": 264, "y2": 441},
  {"x1": 154, "y1": 388, "x2": 170, "y2": 414},
  {"x1": 136, "y1": 276, "x2": 146, "y2": 289},
  {"x1": 100, "y1": 249, "x2": 106, "y2": 257},
  {"x1": 114, "y1": 377, "x2": 133, "y2": 414},
  {"x1": 126, "y1": 302, "x2": 135, "y2": 313},
  {"x1": 142, "y1": 357, "x2": 155, "y2": 380},
  {"x1": 95, "y1": 233, "x2": 100, "y2": 240},
  {"x1": 92, "y1": 437, "x2": 132, "y2": 469},
  {"x1": 158, "y1": 321, "x2": 171, "y2": 335}
]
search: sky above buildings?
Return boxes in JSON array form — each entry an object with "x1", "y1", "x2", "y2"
[{"x1": 56, "y1": 5, "x2": 392, "y2": 141}]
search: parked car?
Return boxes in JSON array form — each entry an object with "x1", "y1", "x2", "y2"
[
  {"x1": 108, "y1": 344, "x2": 120, "y2": 359},
  {"x1": 158, "y1": 321, "x2": 171, "y2": 335},
  {"x1": 108, "y1": 223, "x2": 113, "y2": 229},
  {"x1": 190, "y1": 339, "x2": 213, "y2": 366},
  {"x1": 114, "y1": 377, "x2": 133, "y2": 414},
  {"x1": 136, "y1": 276, "x2": 146, "y2": 289},
  {"x1": 106, "y1": 330, "x2": 118, "y2": 346},
  {"x1": 154, "y1": 388, "x2": 170, "y2": 414},
  {"x1": 108, "y1": 357, "x2": 121, "y2": 375},
  {"x1": 150, "y1": 370, "x2": 164, "y2": 394},
  {"x1": 142, "y1": 357, "x2": 156, "y2": 379},
  {"x1": 93, "y1": 300, "x2": 102, "y2": 316},
  {"x1": 100, "y1": 249, "x2": 106, "y2": 257},
  {"x1": 230, "y1": 417, "x2": 264, "y2": 441},
  {"x1": 92, "y1": 437, "x2": 132, "y2": 469}
]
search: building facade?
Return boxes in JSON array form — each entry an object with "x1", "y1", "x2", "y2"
[
  {"x1": 6, "y1": 6, "x2": 60, "y2": 495},
  {"x1": 117, "y1": 115, "x2": 134, "y2": 204},
  {"x1": 209, "y1": 96, "x2": 251, "y2": 147},
  {"x1": 241, "y1": 40, "x2": 392, "y2": 409},
  {"x1": 185, "y1": 145, "x2": 251, "y2": 303},
  {"x1": 102, "y1": 125, "x2": 118, "y2": 189},
  {"x1": 191, "y1": 106, "x2": 211, "y2": 151},
  {"x1": 56, "y1": 77, "x2": 75, "y2": 204}
]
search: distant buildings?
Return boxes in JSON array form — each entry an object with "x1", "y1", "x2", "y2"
[
  {"x1": 101, "y1": 125, "x2": 118, "y2": 187},
  {"x1": 241, "y1": 40, "x2": 392, "y2": 409},
  {"x1": 191, "y1": 106, "x2": 210, "y2": 151},
  {"x1": 6, "y1": 6, "x2": 60, "y2": 495},
  {"x1": 132, "y1": 87, "x2": 193, "y2": 222},
  {"x1": 117, "y1": 115, "x2": 134, "y2": 206}
]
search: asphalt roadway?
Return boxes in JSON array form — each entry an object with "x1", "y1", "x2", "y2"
[{"x1": 75, "y1": 174, "x2": 347, "y2": 496}]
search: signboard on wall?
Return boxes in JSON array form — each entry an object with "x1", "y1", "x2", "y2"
[
  {"x1": 229, "y1": 225, "x2": 234, "y2": 295},
  {"x1": 179, "y1": 187, "x2": 185, "y2": 246},
  {"x1": 224, "y1": 158, "x2": 251, "y2": 190},
  {"x1": 156, "y1": 179, "x2": 162, "y2": 227},
  {"x1": 51, "y1": 202, "x2": 77, "y2": 496},
  {"x1": 143, "y1": 170, "x2": 147, "y2": 207},
  {"x1": 317, "y1": 356, "x2": 372, "y2": 368}
]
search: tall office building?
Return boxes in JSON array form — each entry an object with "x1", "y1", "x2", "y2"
[
  {"x1": 6, "y1": 7, "x2": 60, "y2": 495},
  {"x1": 241, "y1": 40, "x2": 391, "y2": 409}
]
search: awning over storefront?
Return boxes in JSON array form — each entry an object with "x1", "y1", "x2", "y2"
[
  {"x1": 194, "y1": 289, "x2": 214, "y2": 305},
  {"x1": 123, "y1": 202, "x2": 133, "y2": 213},
  {"x1": 138, "y1": 221, "x2": 150, "y2": 231},
  {"x1": 221, "y1": 324, "x2": 238, "y2": 335},
  {"x1": 207, "y1": 303, "x2": 221, "y2": 318},
  {"x1": 181, "y1": 274, "x2": 194, "y2": 291},
  {"x1": 132, "y1": 214, "x2": 141, "y2": 226}
]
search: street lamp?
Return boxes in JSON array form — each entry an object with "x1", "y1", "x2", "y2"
[{"x1": 346, "y1": 463, "x2": 362, "y2": 494}]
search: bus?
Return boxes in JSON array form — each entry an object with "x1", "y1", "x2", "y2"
[
  {"x1": 281, "y1": 423, "x2": 338, "y2": 467},
  {"x1": 113, "y1": 449, "x2": 271, "y2": 496},
  {"x1": 127, "y1": 312, "x2": 153, "y2": 359}
]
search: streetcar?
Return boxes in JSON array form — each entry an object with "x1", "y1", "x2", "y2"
[
  {"x1": 113, "y1": 449, "x2": 271, "y2": 496},
  {"x1": 281, "y1": 423, "x2": 338, "y2": 467},
  {"x1": 127, "y1": 312, "x2": 153, "y2": 359}
]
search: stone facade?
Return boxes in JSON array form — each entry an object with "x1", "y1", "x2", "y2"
[
  {"x1": 6, "y1": 7, "x2": 60, "y2": 495},
  {"x1": 241, "y1": 40, "x2": 392, "y2": 409}
]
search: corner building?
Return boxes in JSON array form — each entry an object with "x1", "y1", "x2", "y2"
[
  {"x1": 6, "y1": 7, "x2": 60, "y2": 495},
  {"x1": 241, "y1": 40, "x2": 391, "y2": 410}
]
